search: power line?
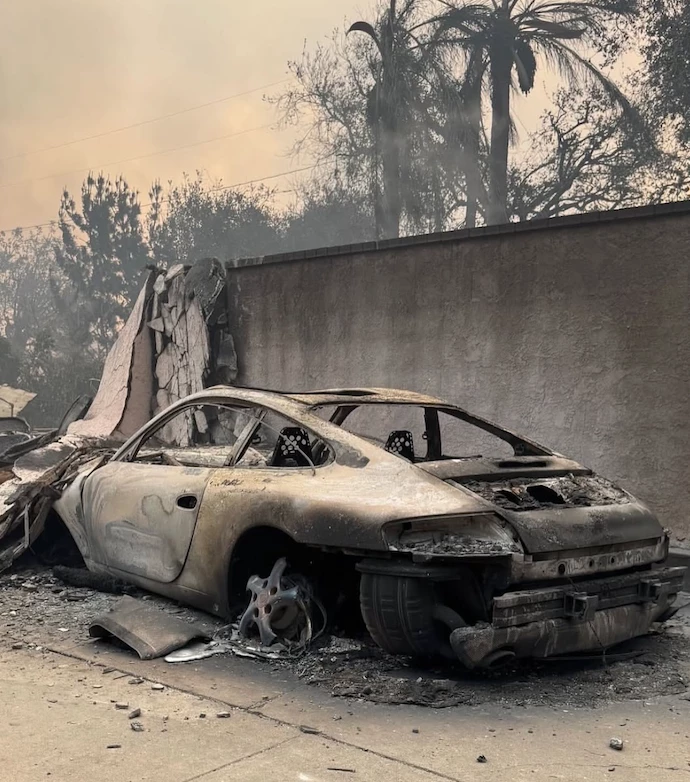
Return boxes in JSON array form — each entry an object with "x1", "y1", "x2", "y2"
[
  {"x1": 138, "y1": 163, "x2": 324, "y2": 208},
  {"x1": 0, "y1": 122, "x2": 275, "y2": 189},
  {"x1": 0, "y1": 162, "x2": 327, "y2": 233},
  {"x1": 0, "y1": 219, "x2": 57, "y2": 233},
  {"x1": 201, "y1": 163, "x2": 324, "y2": 195},
  {"x1": 0, "y1": 77, "x2": 291, "y2": 164}
]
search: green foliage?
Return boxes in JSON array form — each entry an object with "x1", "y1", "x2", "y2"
[
  {"x1": 0, "y1": 229, "x2": 56, "y2": 352},
  {"x1": 282, "y1": 178, "x2": 375, "y2": 251},
  {"x1": 147, "y1": 174, "x2": 282, "y2": 265},
  {"x1": 17, "y1": 329, "x2": 101, "y2": 427},
  {"x1": 508, "y1": 86, "x2": 687, "y2": 221},
  {"x1": 277, "y1": 3, "x2": 470, "y2": 238},
  {"x1": 641, "y1": 0, "x2": 690, "y2": 141},
  {"x1": 55, "y1": 173, "x2": 150, "y2": 357},
  {"x1": 279, "y1": 0, "x2": 642, "y2": 231},
  {"x1": 435, "y1": 0, "x2": 638, "y2": 222}
]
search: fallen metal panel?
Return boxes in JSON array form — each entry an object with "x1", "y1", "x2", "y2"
[
  {"x1": 68, "y1": 275, "x2": 153, "y2": 439},
  {"x1": 88, "y1": 595, "x2": 209, "y2": 659}
]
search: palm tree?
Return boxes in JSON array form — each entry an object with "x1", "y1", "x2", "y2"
[
  {"x1": 348, "y1": 1, "x2": 434, "y2": 238},
  {"x1": 436, "y1": 0, "x2": 636, "y2": 224}
]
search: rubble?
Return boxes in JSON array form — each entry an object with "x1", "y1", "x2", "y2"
[
  {"x1": 1, "y1": 560, "x2": 689, "y2": 710},
  {"x1": 0, "y1": 258, "x2": 235, "y2": 572}
]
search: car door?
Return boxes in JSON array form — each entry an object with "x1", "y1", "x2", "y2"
[
  {"x1": 81, "y1": 401, "x2": 246, "y2": 582},
  {"x1": 81, "y1": 461, "x2": 212, "y2": 582}
]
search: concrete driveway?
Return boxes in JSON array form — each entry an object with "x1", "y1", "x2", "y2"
[{"x1": 2, "y1": 630, "x2": 690, "y2": 782}]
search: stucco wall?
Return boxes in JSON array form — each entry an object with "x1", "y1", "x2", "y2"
[{"x1": 226, "y1": 204, "x2": 690, "y2": 542}]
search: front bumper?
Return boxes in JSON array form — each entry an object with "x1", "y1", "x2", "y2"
[{"x1": 450, "y1": 566, "x2": 686, "y2": 668}]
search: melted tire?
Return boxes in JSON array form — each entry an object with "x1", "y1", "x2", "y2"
[{"x1": 359, "y1": 573, "x2": 444, "y2": 657}]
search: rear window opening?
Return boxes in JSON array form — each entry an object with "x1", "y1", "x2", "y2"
[{"x1": 318, "y1": 403, "x2": 517, "y2": 462}]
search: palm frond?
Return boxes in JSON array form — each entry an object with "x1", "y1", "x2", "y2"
[
  {"x1": 530, "y1": 34, "x2": 578, "y2": 81},
  {"x1": 529, "y1": 0, "x2": 636, "y2": 18},
  {"x1": 347, "y1": 21, "x2": 383, "y2": 57},
  {"x1": 553, "y1": 40, "x2": 639, "y2": 119}
]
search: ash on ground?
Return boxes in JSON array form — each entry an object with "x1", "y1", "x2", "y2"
[
  {"x1": 0, "y1": 561, "x2": 225, "y2": 649},
  {"x1": 287, "y1": 630, "x2": 689, "y2": 709},
  {"x1": 2, "y1": 562, "x2": 688, "y2": 711}
]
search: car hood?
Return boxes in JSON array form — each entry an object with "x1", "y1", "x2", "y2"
[{"x1": 417, "y1": 457, "x2": 665, "y2": 554}]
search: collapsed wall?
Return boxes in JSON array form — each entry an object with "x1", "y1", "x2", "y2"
[
  {"x1": 0, "y1": 258, "x2": 235, "y2": 570},
  {"x1": 69, "y1": 258, "x2": 236, "y2": 442}
]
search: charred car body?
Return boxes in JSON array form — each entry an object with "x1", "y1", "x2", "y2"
[{"x1": 55, "y1": 387, "x2": 684, "y2": 668}]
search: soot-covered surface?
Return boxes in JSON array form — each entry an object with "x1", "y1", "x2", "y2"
[{"x1": 462, "y1": 474, "x2": 630, "y2": 511}]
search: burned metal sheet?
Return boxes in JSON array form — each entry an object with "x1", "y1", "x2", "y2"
[
  {"x1": 68, "y1": 275, "x2": 154, "y2": 439},
  {"x1": 89, "y1": 595, "x2": 209, "y2": 659}
]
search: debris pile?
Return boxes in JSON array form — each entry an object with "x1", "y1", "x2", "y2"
[{"x1": 0, "y1": 258, "x2": 235, "y2": 571}]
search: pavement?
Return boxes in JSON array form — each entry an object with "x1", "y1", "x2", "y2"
[{"x1": 2, "y1": 624, "x2": 690, "y2": 782}]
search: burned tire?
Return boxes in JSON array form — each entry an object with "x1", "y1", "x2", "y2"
[{"x1": 359, "y1": 573, "x2": 447, "y2": 658}]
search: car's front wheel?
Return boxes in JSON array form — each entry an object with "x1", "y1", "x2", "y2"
[{"x1": 359, "y1": 572, "x2": 457, "y2": 658}]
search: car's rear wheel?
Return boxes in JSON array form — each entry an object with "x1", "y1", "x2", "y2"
[{"x1": 360, "y1": 573, "x2": 456, "y2": 658}]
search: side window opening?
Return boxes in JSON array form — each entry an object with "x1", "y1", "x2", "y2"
[
  {"x1": 322, "y1": 404, "x2": 428, "y2": 462},
  {"x1": 133, "y1": 403, "x2": 257, "y2": 467},
  {"x1": 236, "y1": 410, "x2": 332, "y2": 468},
  {"x1": 313, "y1": 403, "x2": 517, "y2": 462}
]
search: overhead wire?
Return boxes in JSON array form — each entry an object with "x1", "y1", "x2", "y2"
[
  {"x1": 0, "y1": 122, "x2": 276, "y2": 189},
  {"x1": 0, "y1": 75, "x2": 310, "y2": 232},
  {"x1": 0, "y1": 77, "x2": 291, "y2": 164},
  {"x1": 0, "y1": 162, "x2": 328, "y2": 234}
]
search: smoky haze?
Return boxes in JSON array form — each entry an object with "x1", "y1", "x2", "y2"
[
  {"x1": 0, "y1": 0, "x2": 564, "y2": 233},
  {"x1": 0, "y1": 0, "x2": 368, "y2": 230}
]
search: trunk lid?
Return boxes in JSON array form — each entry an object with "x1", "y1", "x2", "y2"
[{"x1": 417, "y1": 457, "x2": 665, "y2": 553}]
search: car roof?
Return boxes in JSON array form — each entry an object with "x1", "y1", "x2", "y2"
[{"x1": 203, "y1": 385, "x2": 448, "y2": 409}]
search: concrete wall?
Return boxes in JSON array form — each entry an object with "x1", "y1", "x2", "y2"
[{"x1": 226, "y1": 203, "x2": 690, "y2": 542}]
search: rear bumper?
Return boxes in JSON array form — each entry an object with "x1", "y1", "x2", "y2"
[{"x1": 450, "y1": 566, "x2": 686, "y2": 668}]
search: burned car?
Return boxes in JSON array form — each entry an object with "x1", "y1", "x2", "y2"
[{"x1": 55, "y1": 386, "x2": 684, "y2": 668}]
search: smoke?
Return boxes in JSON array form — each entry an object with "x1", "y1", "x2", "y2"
[{"x1": 0, "y1": 0, "x2": 362, "y2": 231}]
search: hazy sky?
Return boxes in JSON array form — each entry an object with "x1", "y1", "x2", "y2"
[{"x1": 0, "y1": 0, "x2": 563, "y2": 233}]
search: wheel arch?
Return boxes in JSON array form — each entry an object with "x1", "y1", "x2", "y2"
[{"x1": 227, "y1": 525, "x2": 303, "y2": 608}]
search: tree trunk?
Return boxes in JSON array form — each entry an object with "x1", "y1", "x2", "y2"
[
  {"x1": 463, "y1": 60, "x2": 484, "y2": 229},
  {"x1": 380, "y1": 122, "x2": 401, "y2": 238},
  {"x1": 488, "y1": 50, "x2": 512, "y2": 225}
]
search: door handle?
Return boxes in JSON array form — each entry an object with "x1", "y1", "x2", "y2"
[{"x1": 177, "y1": 494, "x2": 198, "y2": 510}]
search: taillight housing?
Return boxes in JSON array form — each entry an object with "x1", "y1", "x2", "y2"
[{"x1": 382, "y1": 512, "x2": 523, "y2": 557}]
